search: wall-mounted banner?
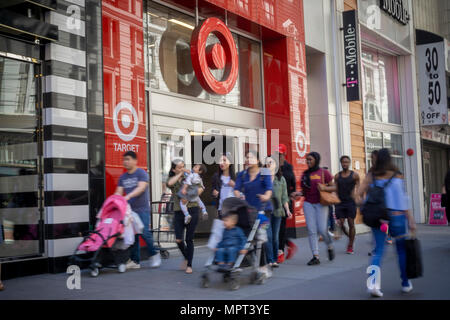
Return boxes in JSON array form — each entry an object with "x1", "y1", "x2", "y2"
[
  {"x1": 417, "y1": 41, "x2": 449, "y2": 126},
  {"x1": 342, "y1": 10, "x2": 361, "y2": 102}
]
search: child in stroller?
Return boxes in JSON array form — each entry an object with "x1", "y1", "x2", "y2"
[
  {"x1": 69, "y1": 195, "x2": 142, "y2": 277},
  {"x1": 201, "y1": 197, "x2": 269, "y2": 291},
  {"x1": 214, "y1": 213, "x2": 247, "y2": 271}
]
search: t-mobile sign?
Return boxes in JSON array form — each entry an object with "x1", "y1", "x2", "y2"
[{"x1": 343, "y1": 10, "x2": 361, "y2": 102}]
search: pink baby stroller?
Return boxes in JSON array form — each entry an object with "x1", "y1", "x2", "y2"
[{"x1": 69, "y1": 195, "x2": 132, "y2": 277}]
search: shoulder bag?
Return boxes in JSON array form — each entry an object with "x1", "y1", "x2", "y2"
[{"x1": 318, "y1": 169, "x2": 341, "y2": 206}]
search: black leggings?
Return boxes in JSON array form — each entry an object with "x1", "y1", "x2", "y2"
[{"x1": 174, "y1": 207, "x2": 199, "y2": 267}]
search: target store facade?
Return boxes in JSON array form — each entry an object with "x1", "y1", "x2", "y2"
[{"x1": 0, "y1": 0, "x2": 310, "y2": 276}]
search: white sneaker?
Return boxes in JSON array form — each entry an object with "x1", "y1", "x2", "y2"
[
  {"x1": 402, "y1": 281, "x2": 413, "y2": 293},
  {"x1": 328, "y1": 230, "x2": 334, "y2": 238},
  {"x1": 126, "y1": 260, "x2": 141, "y2": 269},
  {"x1": 150, "y1": 253, "x2": 162, "y2": 268},
  {"x1": 368, "y1": 288, "x2": 383, "y2": 297},
  {"x1": 184, "y1": 215, "x2": 192, "y2": 224}
]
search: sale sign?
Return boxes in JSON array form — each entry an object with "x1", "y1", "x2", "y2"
[
  {"x1": 417, "y1": 41, "x2": 449, "y2": 126},
  {"x1": 428, "y1": 193, "x2": 448, "y2": 225}
]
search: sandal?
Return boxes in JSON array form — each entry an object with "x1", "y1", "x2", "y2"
[{"x1": 185, "y1": 267, "x2": 193, "y2": 274}]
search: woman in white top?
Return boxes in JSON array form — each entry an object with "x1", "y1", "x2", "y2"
[{"x1": 212, "y1": 153, "x2": 236, "y2": 218}]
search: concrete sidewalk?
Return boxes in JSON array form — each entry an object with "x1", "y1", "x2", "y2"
[{"x1": 1, "y1": 225, "x2": 449, "y2": 300}]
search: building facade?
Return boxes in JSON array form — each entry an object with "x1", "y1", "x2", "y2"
[
  {"x1": 0, "y1": 0, "x2": 429, "y2": 278},
  {"x1": 413, "y1": 0, "x2": 450, "y2": 220}
]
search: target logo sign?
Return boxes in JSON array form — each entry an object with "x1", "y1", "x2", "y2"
[
  {"x1": 295, "y1": 131, "x2": 307, "y2": 157},
  {"x1": 190, "y1": 17, "x2": 238, "y2": 95},
  {"x1": 113, "y1": 101, "x2": 139, "y2": 142}
]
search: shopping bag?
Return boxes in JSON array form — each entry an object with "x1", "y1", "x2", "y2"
[
  {"x1": 131, "y1": 211, "x2": 144, "y2": 235},
  {"x1": 405, "y1": 238, "x2": 423, "y2": 279},
  {"x1": 122, "y1": 214, "x2": 135, "y2": 246}
]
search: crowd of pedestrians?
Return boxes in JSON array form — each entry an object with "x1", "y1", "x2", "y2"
[
  {"x1": 0, "y1": 143, "x2": 427, "y2": 295},
  {"x1": 105, "y1": 145, "x2": 423, "y2": 298}
]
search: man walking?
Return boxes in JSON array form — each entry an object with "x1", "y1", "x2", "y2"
[
  {"x1": 115, "y1": 151, "x2": 161, "y2": 269},
  {"x1": 334, "y1": 156, "x2": 360, "y2": 254}
]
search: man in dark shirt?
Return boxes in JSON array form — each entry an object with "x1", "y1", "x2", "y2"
[
  {"x1": 115, "y1": 151, "x2": 161, "y2": 269},
  {"x1": 274, "y1": 144, "x2": 298, "y2": 261}
]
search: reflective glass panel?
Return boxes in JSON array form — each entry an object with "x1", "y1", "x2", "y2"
[{"x1": 0, "y1": 57, "x2": 41, "y2": 259}]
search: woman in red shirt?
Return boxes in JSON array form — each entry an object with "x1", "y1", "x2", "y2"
[{"x1": 300, "y1": 152, "x2": 336, "y2": 265}]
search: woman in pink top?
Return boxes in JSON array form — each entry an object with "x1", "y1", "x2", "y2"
[{"x1": 300, "y1": 152, "x2": 336, "y2": 265}]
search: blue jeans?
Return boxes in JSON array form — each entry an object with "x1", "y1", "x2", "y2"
[
  {"x1": 271, "y1": 216, "x2": 282, "y2": 262},
  {"x1": 263, "y1": 212, "x2": 275, "y2": 264},
  {"x1": 216, "y1": 247, "x2": 239, "y2": 264},
  {"x1": 370, "y1": 213, "x2": 409, "y2": 286},
  {"x1": 130, "y1": 210, "x2": 157, "y2": 263}
]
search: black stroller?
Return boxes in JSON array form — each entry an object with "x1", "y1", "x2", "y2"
[{"x1": 201, "y1": 197, "x2": 269, "y2": 290}]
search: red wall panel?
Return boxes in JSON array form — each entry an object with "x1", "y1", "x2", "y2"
[{"x1": 102, "y1": 0, "x2": 148, "y2": 197}]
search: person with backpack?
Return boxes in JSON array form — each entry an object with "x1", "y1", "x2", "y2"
[{"x1": 356, "y1": 148, "x2": 417, "y2": 297}]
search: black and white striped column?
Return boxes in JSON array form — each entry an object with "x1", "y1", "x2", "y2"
[{"x1": 43, "y1": 0, "x2": 89, "y2": 265}]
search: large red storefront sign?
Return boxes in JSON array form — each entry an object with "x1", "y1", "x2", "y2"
[
  {"x1": 102, "y1": 0, "x2": 147, "y2": 197},
  {"x1": 190, "y1": 17, "x2": 239, "y2": 94},
  {"x1": 102, "y1": 0, "x2": 309, "y2": 230}
]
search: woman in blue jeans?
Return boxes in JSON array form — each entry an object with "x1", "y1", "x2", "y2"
[
  {"x1": 357, "y1": 148, "x2": 417, "y2": 297},
  {"x1": 234, "y1": 151, "x2": 274, "y2": 268},
  {"x1": 265, "y1": 155, "x2": 292, "y2": 267}
]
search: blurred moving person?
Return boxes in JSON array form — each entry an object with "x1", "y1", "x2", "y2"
[{"x1": 356, "y1": 148, "x2": 417, "y2": 297}]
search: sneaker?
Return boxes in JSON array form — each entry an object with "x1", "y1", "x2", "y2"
[
  {"x1": 150, "y1": 253, "x2": 161, "y2": 268},
  {"x1": 402, "y1": 281, "x2": 413, "y2": 293},
  {"x1": 368, "y1": 288, "x2": 384, "y2": 297},
  {"x1": 346, "y1": 245, "x2": 354, "y2": 255},
  {"x1": 126, "y1": 260, "x2": 141, "y2": 269},
  {"x1": 272, "y1": 262, "x2": 279, "y2": 268},
  {"x1": 184, "y1": 214, "x2": 192, "y2": 225},
  {"x1": 328, "y1": 230, "x2": 334, "y2": 238},
  {"x1": 328, "y1": 247, "x2": 335, "y2": 261},
  {"x1": 286, "y1": 241, "x2": 298, "y2": 260},
  {"x1": 307, "y1": 256, "x2": 320, "y2": 265},
  {"x1": 277, "y1": 250, "x2": 285, "y2": 264}
]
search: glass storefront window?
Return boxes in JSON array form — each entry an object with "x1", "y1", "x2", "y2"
[
  {"x1": 365, "y1": 130, "x2": 404, "y2": 174},
  {"x1": 362, "y1": 49, "x2": 401, "y2": 125},
  {"x1": 0, "y1": 57, "x2": 42, "y2": 259},
  {"x1": 144, "y1": 1, "x2": 263, "y2": 110}
]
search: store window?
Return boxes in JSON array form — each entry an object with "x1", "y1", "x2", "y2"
[
  {"x1": 362, "y1": 49, "x2": 401, "y2": 125},
  {"x1": 0, "y1": 57, "x2": 43, "y2": 259},
  {"x1": 365, "y1": 130, "x2": 404, "y2": 174},
  {"x1": 144, "y1": 1, "x2": 263, "y2": 110}
]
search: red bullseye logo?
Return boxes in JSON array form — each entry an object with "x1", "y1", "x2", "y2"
[{"x1": 190, "y1": 18, "x2": 238, "y2": 95}]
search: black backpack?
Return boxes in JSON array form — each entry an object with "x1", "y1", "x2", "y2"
[{"x1": 361, "y1": 173, "x2": 397, "y2": 228}]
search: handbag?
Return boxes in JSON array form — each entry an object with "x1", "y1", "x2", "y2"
[
  {"x1": 405, "y1": 237, "x2": 423, "y2": 279},
  {"x1": 318, "y1": 169, "x2": 341, "y2": 206}
]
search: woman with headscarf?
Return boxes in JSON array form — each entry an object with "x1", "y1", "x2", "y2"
[{"x1": 300, "y1": 152, "x2": 336, "y2": 265}]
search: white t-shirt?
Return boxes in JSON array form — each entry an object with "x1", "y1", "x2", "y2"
[{"x1": 219, "y1": 175, "x2": 234, "y2": 210}]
